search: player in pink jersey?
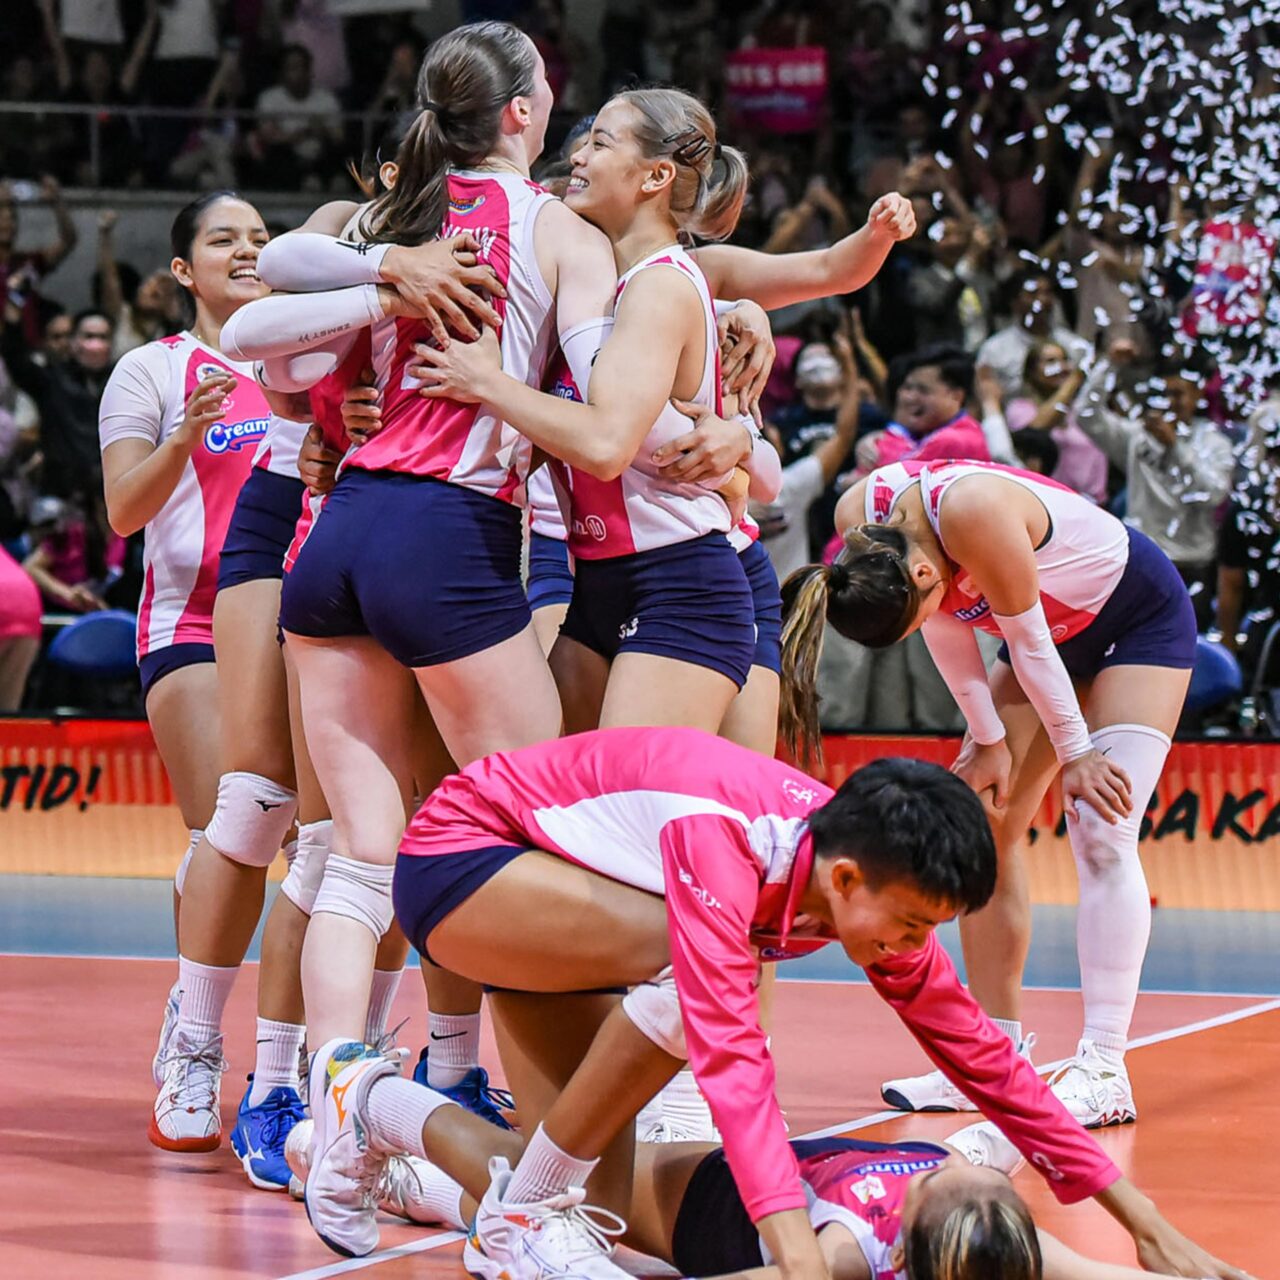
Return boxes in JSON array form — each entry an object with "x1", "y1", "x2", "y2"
[
  {"x1": 298, "y1": 727, "x2": 1241, "y2": 1280},
  {"x1": 780, "y1": 460, "x2": 1196, "y2": 1130},
  {"x1": 100, "y1": 192, "x2": 278, "y2": 1150}
]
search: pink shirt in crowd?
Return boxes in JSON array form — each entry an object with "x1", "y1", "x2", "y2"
[
  {"x1": 401, "y1": 725, "x2": 1121, "y2": 1223},
  {"x1": 871, "y1": 412, "x2": 990, "y2": 471}
]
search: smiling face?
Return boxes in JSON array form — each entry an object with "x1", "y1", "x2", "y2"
[
  {"x1": 565, "y1": 99, "x2": 655, "y2": 236},
  {"x1": 170, "y1": 198, "x2": 269, "y2": 318},
  {"x1": 894, "y1": 362, "x2": 965, "y2": 437}
]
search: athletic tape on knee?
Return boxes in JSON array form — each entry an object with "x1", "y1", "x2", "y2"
[
  {"x1": 204, "y1": 771, "x2": 299, "y2": 868},
  {"x1": 622, "y1": 966, "x2": 686, "y2": 1059},
  {"x1": 280, "y1": 819, "x2": 334, "y2": 915},
  {"x1": 174, "y1": 828, "x2": 203, "y2": 895},
  {"x1": 311, "y1": 853, "x2": 395, "y2": 940}
]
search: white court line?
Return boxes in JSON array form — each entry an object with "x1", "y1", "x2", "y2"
[
  {"x1": 793, "y1": 996, "x2": 1280, "y2": 1142},
  {"x1": 275, "y1": 1230, "x2": 464, "y2": 1280},
  {"x1": 273, "y1": 996, "x2": 1280, "y2": 1279}
]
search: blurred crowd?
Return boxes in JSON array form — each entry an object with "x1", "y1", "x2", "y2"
[{"x1": 1, "y1": 0, "x2": 1278, "y2": 732}]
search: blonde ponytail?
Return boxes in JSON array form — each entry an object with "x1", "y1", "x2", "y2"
[{"x1": 778, "y1": 563, "x2": 833, "y2": 768}]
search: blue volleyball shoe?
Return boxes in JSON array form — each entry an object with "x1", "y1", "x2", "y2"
[
  {"x1": 412, "y1": 1050, "x2": 516, "y2": 1130},
  {"x1": 230, "y1": 1076, "x2": 308, "y2": 1190}
]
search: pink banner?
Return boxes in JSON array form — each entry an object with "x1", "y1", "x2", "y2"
[{"x1": 724, "y1": 46, "x2": 828, "y2": 134}]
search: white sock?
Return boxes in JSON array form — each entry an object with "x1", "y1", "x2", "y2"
[
  {"x1": 426, "y1": 1012, "x2": 480, "y2": 1089},
  {"x1": 364, "y1": 966, "x2": 404, "y2": 1046},
  {"x1": 417, "y1": 1168, "x2": 468, "y2": 1230},
  {"x1": 992, "y1": 1018, "x2": 1023, "y2": 1048},
  {"x1": 365, "y1": 1074, "x2": 456, "y2": 1158},
  {"x1": 175, "y1": 956, "x2": 238, "y2": 1045},
  {"x1": 1082, "y1": 1029, "x2": 1128, "y2": 1070},
  {"x1": 1071, "y1": 724, "x2": 1167, "y2": 1051},
  {"x1": 506, "y1": 1124, "x2": 597, "y2": 1204},
  {"x1": 250, "y1": 1018, "x2": 307, "y2": 1104},
  {"x1": 660, "y1": 1068, "x2": 716, "y2": 1134}
]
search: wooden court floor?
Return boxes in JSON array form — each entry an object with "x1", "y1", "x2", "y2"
[{"x1": 0, "y1": 953, "x2": 1276, "y2": 1280}]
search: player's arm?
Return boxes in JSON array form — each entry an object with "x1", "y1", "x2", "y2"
[
  {"x1": 411, "y1": 265, "x2": 699, "y2": 481},
  {"x1": 1039, "y1": 1230, "x2": 1181, "y2": 1280},
  {"x1": 692, "y1": 194, "x2": 914, "y2": 312}
]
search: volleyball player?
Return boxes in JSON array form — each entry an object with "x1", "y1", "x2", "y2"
[
  {"x1": 780, "y1": 459, "x2": 1196, "y2": 1129},
  {"x1": 99, "y1": 193, "x2": 275, "y2": 1152},
  {"x1": 295, "y1": 727, "x2": 1241, "y2": 1280}
]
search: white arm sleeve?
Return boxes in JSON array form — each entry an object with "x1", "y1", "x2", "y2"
[
  {"x1": 256, "y1": 232, "x2": 389, "y2": 292},
  {"x1": 979, "y1": 409, "x2": 1018, "y2": 465},
  {"x1": 257, "y1": 332, "x2": 358, "y2": 394},
  {"x1": 921, "y1": 611, "x2": 1006, "y2": 745},
  {"x1": 741, "y1": 419, "x2": 783, "y2": 502},
  {"x1": 220, "y1": 285, "x2": 385, "y2": 362},
  {"x1": 559, "y1": 316, "x2": 615, "y2": 401},
  {"x1": 98, "y1": 344, "x2": 170, "y2": 449},
  {"x1": 992, "y1": 600, "x2": 1092, "y2": 763},
  {"x1": 713, "y1": 298, "x2": 743, "y2": 318}
]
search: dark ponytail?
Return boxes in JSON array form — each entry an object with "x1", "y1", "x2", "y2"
[
  {"x1": 360, "y1": 21, "x2": 539, "y2": 247},
  {"x1": 778, "y1": 525, "x2": 922, "y2": 767}
]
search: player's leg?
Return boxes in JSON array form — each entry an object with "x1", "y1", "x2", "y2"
[
  {"x1": 1050, "y1": 662, "x2": 1191, "y2": 1127},
  {"x1": 548, "y1": 633, "x2": 610, "y2": 734}
]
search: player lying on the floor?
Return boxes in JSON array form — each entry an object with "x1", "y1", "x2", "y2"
[
  {"x1": 301, "y1": 728, "x2": 1250, "y2": 1279},
  {"x1": 286, "y1": 1113, "x2": 1192, "y2": 1280}
]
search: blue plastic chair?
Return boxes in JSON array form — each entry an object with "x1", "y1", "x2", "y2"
[
  {"x1": 46, "y1": 609, "x2": 138, "y2": 680},
  {"x1": 1185, "y1": 636, "x2": 1243, "y2": 714}
]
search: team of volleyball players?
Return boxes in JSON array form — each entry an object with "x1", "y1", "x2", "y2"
[{"x1": 97, "y1": 18, "x2": 1253, "y2": 1280}]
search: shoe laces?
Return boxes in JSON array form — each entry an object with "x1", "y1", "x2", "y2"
[
  {"x1": 534, "y1": 1193, "x2": 626, "y2": 1266},
  {"x1": 160, "y1": 1035, "x2": 228, "y2": 1108},
  {"x1": 371, "y1": 1019, "x2": 411, "y2": 1061},
  {"x1": 254, "y1": 1090, "x2": 308, "y2": 1150},
  {"x1": 376, "y1": 1155, "x2": 421, "y2": 1216},
  {"x1": 1047, "y1": 1058, "x2": 1108, "y2": 1105},
  {"x1": 453, "y1": 1068, "x2": 515, "y2": 1123}
]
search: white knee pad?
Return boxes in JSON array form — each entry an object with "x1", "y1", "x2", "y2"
[
  {"x1": 1069, "y1": 724, "x2": 1171, "y2": 872},
  {"x1": 204, "y1": 771, "x2": 299, "y2": 868},
  {"x1": 174, "y1": 828, "x2": 203, "y2": 895},
  {"x1": 280, "y1": 819, "x2": 335, "y2": 916},
  {"x1": 622, "y1": 966, "x2": 686, "y2": 1060},
  {"x1": 311, "y1": 853, "x2": 395, "y2": 940}
]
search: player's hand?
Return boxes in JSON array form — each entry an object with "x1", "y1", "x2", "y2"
[
  {"x1": 341, "y1": 371, "x2": 382, "y2": 444},
  {"x1": 176, "y1": 373, "x2": 235, "y2": 444},
  {"x1": 381, "y1": 233, "x2": 505, "y2": 347},
  {"x1": 718, "y1": 299, "x2": 776, "y2": 409},
  {"x1": 1133, "y1": 1217, "x2": 1257, "y2": 1280},
  {"x1": 951, "y1": 735, "x2": 1012, "y2": 812},
  {"x1": 410, "y1": 324, "x2": 502, "y2": 403},
  {"x1": 866, "y1": 192, "x2": 916, "y2": 242},
  {"x1": 652, "y1": 401, "x2": 751, "y2": 486},
  {"x1": 298, "y1": 423, "x2": 341, "y2": 495},
  {"x1": 67, "y1": 584, "x2": 107, "y2": 612},
  {"x1": 1061, "y1": 747, "x2": 1132, "y2": 824}
]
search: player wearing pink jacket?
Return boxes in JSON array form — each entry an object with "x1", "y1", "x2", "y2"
[{"x1": 301, "y1": 727, "x2": 1240, "y2": 1280}]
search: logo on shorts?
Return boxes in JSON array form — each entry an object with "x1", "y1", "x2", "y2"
[
  {"x1": 1104, "y1": 641, "x2": 1117, "y2": 656},
  {"x1": 1051, "y1": 624, "x2": 1069, "y2": 641},
  {"x1": 205, "y1": 416, "x2": 270, "y2": 454},
  {"x1": 782, "y1": 779, "x2": 818, "y2": 805},
  {"x1": 619, "y1": 616, "x2": 639, "y2": 640}
]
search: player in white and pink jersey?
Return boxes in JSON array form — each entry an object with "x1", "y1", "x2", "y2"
[
  {"x1": 298, "y1": 727, "x2": 1243, "y2": 1280},
  {"x1": 100, "y1": 191, "x2": 278, "y2": 1155},
  {"x1": 779, "y1": 459, "x2": 1197, "y2": 1131}
]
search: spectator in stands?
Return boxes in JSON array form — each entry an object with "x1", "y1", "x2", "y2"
[
  {"x1": 1216, "y1": 392, "x2": 1280, "y2": 678},
  {"x1": 21, "y1": 495, "x2": 112, "y2": 613},
  {"x1": 960, "y1": 90, "x2": 1055, "y2": 248},
  {"x1": 39, "y1": 309, "x2": 73, "y2": 365},
  {"x1": 0, "y1": 178, "x2": 79, "y2": 350},
  {"x1": 976, "y1": 266, "x2": 1090, "y2": 398},
  {"x1": 249, "y1": 43, "x2": 344, "y2": 191},
  {"x1": 278, "y1": 0, "x2": 350, "y2": 97},
  {"x1": 1074, "y1": 338, "x2": 1235, "y2": 619},
  {"x1": 1, "y1": 299, "x2": 115, "y2": 502},
  {"x1": 96, "y1": 211, "x2": 184, "y2": 358},
  {"x1": 906, "y1": 213, "x2": 991, "y2": 349},
  {"x1": 856, "y1": 344, "x2": 989, "y2": 473},
  {"x1": 755, "y1": 327, "x2": 864, "y2": 582},
  {"x1": 0, "y1": 542, "x2": 41, "y2": 710}
]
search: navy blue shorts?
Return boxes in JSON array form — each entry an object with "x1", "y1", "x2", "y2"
[
  {"x1": 280, "y1": 469, "x2": 530, "y2": 668},
  {"x1": 560, "y1": 533, "x2": 756, "y2": 689},
  {"x1": 217, "y1": 468, "x2": 306, "y2": 592},
  {"x1": 528, "y1": 531, "x2": 574, "y2": 610},
  {"x1": 139, "y1": 642, "x2": 215, "y2": 701},
  {"x1": 997, "y1": 526, "x2": 1197, "y2": 678},
  {"x1": 739, "y1": 539, "x2": 782, "y2": 675},
  {"x1": 393, "y1": 846, "x2": 528, "y2": 964}
]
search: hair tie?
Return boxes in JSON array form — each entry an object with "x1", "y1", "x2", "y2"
[
  {"x1": 714, "y1": 142, "x2": 723, "y2": 160},
  {"x1": 423, "y1": 99, "x2": 449, "y2": 123}
]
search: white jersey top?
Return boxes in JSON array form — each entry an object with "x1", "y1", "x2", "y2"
[
  {"x1": 864, "y1": 459, "x2": 1130, "y2": 642},
  {"x1": 99, "y1": 332, "x2": 270, "y2": 657},
  {"x1": 551, "y1": 244, "x2": 732, "y2": 559},
  {"x1": 251, "y1": 413, "x2": 308, "y2": 480},
  {"x1": 527, "y1": 466, "x2": 567, "y2": 540},
  {"x1": 348, "y1": 170, "x2": 558, "y2": 503}
]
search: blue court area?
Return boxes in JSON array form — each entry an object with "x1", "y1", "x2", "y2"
[{"x1": 3, "y1": 873, "x2": 1278, "y2": 995}]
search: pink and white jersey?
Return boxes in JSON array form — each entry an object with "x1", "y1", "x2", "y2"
[
  {"x1": 402, "y1": 726, "x2": 1119, "y2": 1222},
  {"x1": 787, "y1": 1139, "x2": 950, "y2": 1280},
  {"x1": 552, "y1": 245, "x2": 732, "y2": 559},
  {"x1": 99, "y1": 332, "x2": 270, "y2": 657},
  {"x1": 347, "y1": 171, "x2": 558, "y2": 502},
  {"x1": 865, "y1": 460, "x2": 1129, "y2": 642},
  {"x1": 251, "y1": 412, "x2": 308, "y2": 479},
  {"x1": 728, "y1": 512, "x2": 761, "y2": 553},
  {"x1": 527, "y1": 350, "x2": 575, "y2": 540}
]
